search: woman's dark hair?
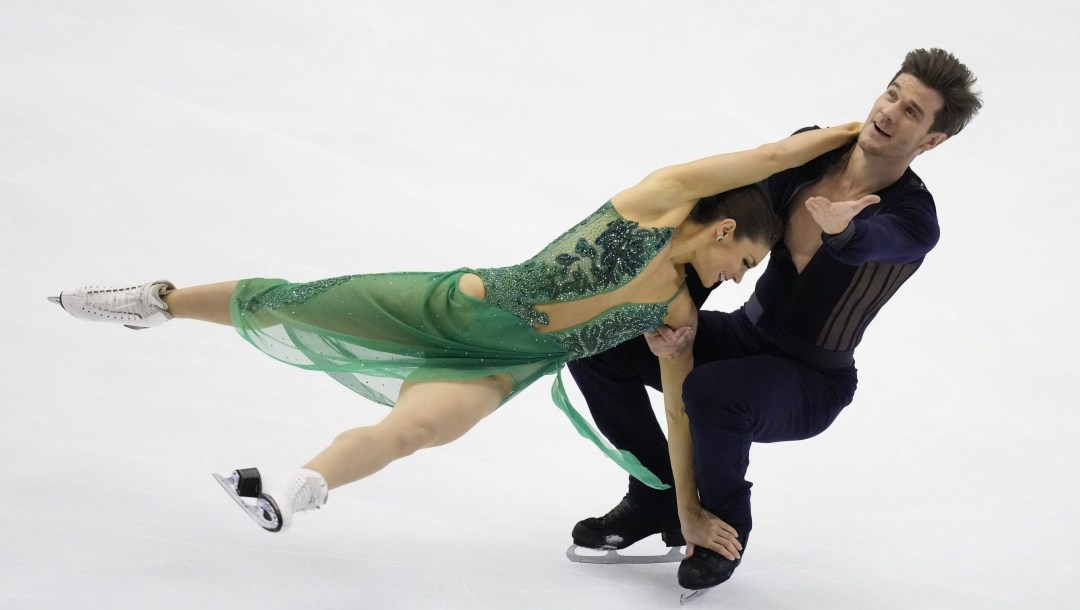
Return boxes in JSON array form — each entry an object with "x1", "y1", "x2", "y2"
[{"x1": 687, "y1": 184, "x2": 783, "y2": 246}]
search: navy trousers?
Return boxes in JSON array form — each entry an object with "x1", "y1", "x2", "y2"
[{"x1": 566, "y1": 308, "x2": 857, "y2": 536}]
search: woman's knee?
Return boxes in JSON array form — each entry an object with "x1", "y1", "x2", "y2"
[
  {"x1": 334, "y1": 421, "x2": 437, "y2": 460},
  {"x1": 389, "y1": 418, "x2": 441, "y2": 457}
]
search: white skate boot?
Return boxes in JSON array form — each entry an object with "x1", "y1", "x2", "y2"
[
  {"x1": 214, "y1": 468, "x2": 328, "y2": 533},
  {"x1": 48, "y1": 280, "x2": 176, "y2": 329}
]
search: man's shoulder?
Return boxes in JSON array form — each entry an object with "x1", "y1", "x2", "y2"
[
  {"x1": 886, "y1": 167, "x2": 935, "y2": 204},
  {"x1": 873, "y1": 167, "x2": 939, "y2": 235}
]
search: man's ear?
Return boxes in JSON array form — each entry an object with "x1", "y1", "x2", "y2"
[{"x1": 919, "y1": 131, "x2": 948, "y2": 153}]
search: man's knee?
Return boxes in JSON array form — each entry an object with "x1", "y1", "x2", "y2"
[{"x1": 682, "y1": 365, "x2": 749, "y2": 424}]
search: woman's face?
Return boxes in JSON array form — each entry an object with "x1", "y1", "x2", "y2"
[{"x1": 695, "y1": 222, "x2": 770, "y2": 288}]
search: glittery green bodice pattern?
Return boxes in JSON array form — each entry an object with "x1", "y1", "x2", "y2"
[{"x1": 475, "y1": 201, "x2": 676, "y2": 359}]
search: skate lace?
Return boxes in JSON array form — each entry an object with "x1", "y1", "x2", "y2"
[
  {"x1": 283, "y1": 472, "x2": 325, "y2": 512},
  {"x1": 87, "y1": 285, "x2": 149, "y2": 316},
  {"x1": 284, "y1": 477, "x2": 312, "y2": 511},
  {"x1": 600, "y1": 496, "x2": 637, "y2": 524}
]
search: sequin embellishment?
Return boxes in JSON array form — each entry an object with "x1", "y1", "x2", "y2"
[
  {"x1": 238, "y1": 275, "x2": 354, "y2": 313},
  {"x1": 548, "y1": 302, "x2": 670, "y2": 359},
  {"x1": 475, "y1": 201, "x2": 676, "y2": 358}
]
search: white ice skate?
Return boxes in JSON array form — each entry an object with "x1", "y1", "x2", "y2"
[
  {"x1": 213, "y1": 468, "x2": 328, "y2": 533},
  {"x1": 48, "y1": 280, "x2": 175, "y2": 329}
]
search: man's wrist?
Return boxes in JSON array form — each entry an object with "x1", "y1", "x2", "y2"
[{"x1": 822, "y1": 222, "x2": 857, "y2": 248}]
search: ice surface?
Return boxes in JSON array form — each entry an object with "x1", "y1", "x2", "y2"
[{"x1": 2, "y1": 1, "x2": 1078, "y2": 608}]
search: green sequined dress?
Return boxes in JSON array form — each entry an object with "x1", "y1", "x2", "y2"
[{"x1": 231, "y1": 201, "x2": 680, "y2": 488}]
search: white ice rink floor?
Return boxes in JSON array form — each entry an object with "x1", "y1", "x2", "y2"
[{"x1": 2, "y1": 2, "x2": 1078, "y2": 609}]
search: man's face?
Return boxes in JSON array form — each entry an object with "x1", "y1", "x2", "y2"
[{"x1": 858, "y1": 73, "x2": 947, "y2": 160}]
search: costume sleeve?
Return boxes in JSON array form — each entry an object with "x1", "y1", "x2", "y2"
[{"x1": 820, "y1": 191, "x2": 940, "y2": 265}]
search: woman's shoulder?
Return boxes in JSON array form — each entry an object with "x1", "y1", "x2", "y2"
[{"x1": 610, "y1": 189, "x2": 695, "y2": 229}]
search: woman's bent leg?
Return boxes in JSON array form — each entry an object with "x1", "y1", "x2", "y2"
[
  {"x1": 304, "y1": 375, "x2": 510, "y2": 489},
  {"x1": 222, "y1": 375, "x2": 510, "y2": 532}
]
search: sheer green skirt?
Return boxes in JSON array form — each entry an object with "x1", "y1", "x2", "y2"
[{"x1": 230, "y1": 269, "x2": 667, "y2": 489}]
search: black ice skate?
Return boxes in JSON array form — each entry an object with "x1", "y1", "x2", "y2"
[
  {"x1": 566, "y1": 494, "x2": 685, "y2": 564},
  {"x1": 213, "y1": 467, "x2": 327, "y2": 533},
  {"x1": 677, "y1": 533, "x2": 747, "y2": 604}
]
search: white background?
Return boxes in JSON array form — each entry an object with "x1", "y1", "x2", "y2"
[{"x1": 2, "y1": 1, "x2": 1078, "y2": 609}]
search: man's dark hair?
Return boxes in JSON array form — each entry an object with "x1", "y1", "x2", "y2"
[{"x1": 895, "y1": 48, "x2": 982, "y2": 138}]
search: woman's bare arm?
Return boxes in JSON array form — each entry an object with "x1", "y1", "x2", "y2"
[
  {"x1": 613, "y1": 122, "x2": 861, "y2": 226},
  {"x1": 660, "y1": 291, "x2": 744, "y2": 560}
]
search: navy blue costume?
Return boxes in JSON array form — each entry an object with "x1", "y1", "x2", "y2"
[{"x1": 567, "y1": 126, "x2": 940, "y2": 537}]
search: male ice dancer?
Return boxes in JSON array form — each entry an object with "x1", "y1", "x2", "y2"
[{"x1": 566, "y1": 48, "x2": 981, "y2": 593}]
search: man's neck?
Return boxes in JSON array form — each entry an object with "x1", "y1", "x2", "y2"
[{"x1": 831, "y1": 145, "x2": 913, "y2": 196}]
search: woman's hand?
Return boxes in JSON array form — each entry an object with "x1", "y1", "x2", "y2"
[{"x1": 680, "y1": 503, "x2": 743, "y2": 561}]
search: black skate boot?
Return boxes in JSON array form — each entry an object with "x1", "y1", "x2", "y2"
[
  {"x1": 677, "y1": 532, "x2": 748, "y2": 603},
  {"x1": 567, "y1": 494, "x2": 685, "y2": 564}
]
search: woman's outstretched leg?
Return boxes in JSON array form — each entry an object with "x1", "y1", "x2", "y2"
[
  {"x1": 51, "y1": 279, "x2": 238, "y2": 328},
  {"x1": 221, "y1": 374, "x2": 511, "y2": 532},
  {"x1": 161, "y1": 281, "x2": 237, "y2": 325}
]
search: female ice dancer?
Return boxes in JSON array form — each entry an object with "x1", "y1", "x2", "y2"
[{"x1": 49, "y1": 122, "x2": 867, "y2": 557}]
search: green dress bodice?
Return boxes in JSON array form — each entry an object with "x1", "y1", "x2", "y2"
[{"x1": 475, "y1": 201, "x2": 677, "y2": 359}]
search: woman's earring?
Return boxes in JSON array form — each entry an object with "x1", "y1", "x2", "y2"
[{"x1": 716, "y1": 236, "x2": 725, "y2": 244}]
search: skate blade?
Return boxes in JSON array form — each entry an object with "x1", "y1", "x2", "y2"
[
  {"x1": 566, "y1": 544, "x2": 683, "y2": 564},
  {"x1": 212, "y1": 472, "x2": 281, "y2": 532},
  {"x1": 680, "y1": 588, "x2": 711, "y2": 605}
]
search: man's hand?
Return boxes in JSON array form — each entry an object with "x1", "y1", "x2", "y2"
[
  {"x1": 645, "y1": 324, "x2": 695, "y2": 359},
  {"x1": 804, "y1": 194, "x2": 881, "y2": 235}
]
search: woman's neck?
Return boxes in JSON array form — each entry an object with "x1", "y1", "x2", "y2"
[{"x1": 667, "y1": 222, "x2": 709, "y2": 265}]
